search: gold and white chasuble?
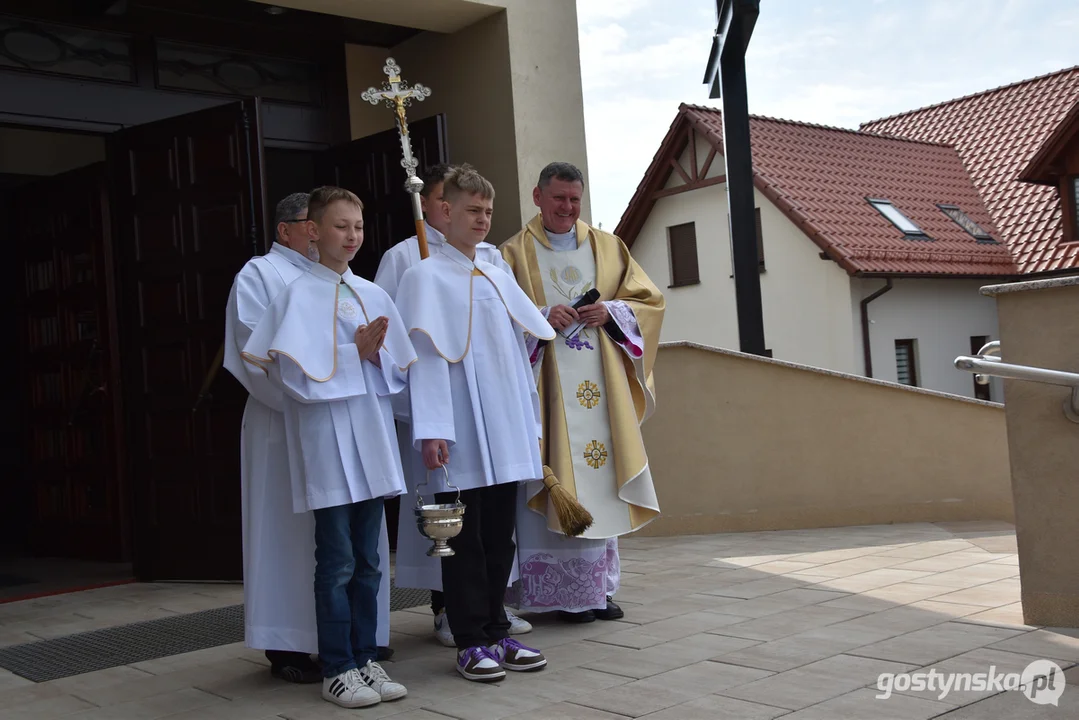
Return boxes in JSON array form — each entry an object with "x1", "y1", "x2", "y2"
[{"x1": 501, "y1": 215, "x2": 664, "y2": 539}]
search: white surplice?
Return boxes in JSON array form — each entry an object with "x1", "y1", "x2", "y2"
[
  {"x1": 395, "y1": 244, "x2": 553, "y2": 501},
  {"x1": 237, "y1": 260, "x2": 415, "y2": 645},
  {"x1": 225, "y1": 243, "x2": 322, "y2": 653},
  {"x1": 374, "y1": 227, "x2": 517, "y2": 591},
  {"x1": 374, "y1": 222, "x2": 512, "y2": 301}
]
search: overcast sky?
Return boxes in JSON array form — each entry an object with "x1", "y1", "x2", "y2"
[{"x1": 577, "y1": 0, "x2": 1079, "y2": 231}]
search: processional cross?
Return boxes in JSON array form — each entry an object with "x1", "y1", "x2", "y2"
[{"x1": 362, "y1": 58, "x2": 434, "y2": 259}]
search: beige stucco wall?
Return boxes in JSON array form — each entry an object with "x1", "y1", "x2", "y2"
[
  {"x1": 851, "y1": 277, "x2": 1003, "y2": 400},
  {"x1": 341, "y1": 0, "x2": 589, "y2": 244},
  {"x1": 988, "y1": 277, "x2": 1079, "y2": 626},
  {"x1": 632, "y1": 138, "x2": 857, "y2": 373},
  {"x1": 635, "y1": 343, "x2": 1013, "y2": 537}
]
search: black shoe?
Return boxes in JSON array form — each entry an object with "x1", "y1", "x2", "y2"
[
  {"x1": 269, "y1": 653, "x2": 322, "y2": 684},
  {"x1": 559, "y1": 609, "x2": 595, "y2": 623},
  {"x1": 376, "y1": 646, "x2": 394, "y2": 662},
  {"x1": 593, "y1": 597, "x2": 624, "y2": 621}
]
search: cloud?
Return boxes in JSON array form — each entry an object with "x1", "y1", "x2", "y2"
[
  {"x1": 575, "y1": 0, "x2": 653, "y2": 26},
  {"x1": 575, "y1": 0, "x2": 1079, "y2": 230}
]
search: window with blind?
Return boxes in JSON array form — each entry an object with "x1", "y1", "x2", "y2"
[
  {"x1": 970, "y1": 335, "x2": 992, "y2": 401},
  {"x1": 895, "y1": 339, "x2": 918, "y2": 387},
  {"x1": 668, "y1": 222, "x2": 699, "y2": 287}
]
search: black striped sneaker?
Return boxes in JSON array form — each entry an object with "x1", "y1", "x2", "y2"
[
  {"x1": 321, "y1": 668, "x2": 380, "y2": 708},
  {"x1": 358, "y1": 659, "x2": 407, "y2": 701}
]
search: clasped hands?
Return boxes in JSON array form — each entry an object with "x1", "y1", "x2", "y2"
[
  {"x1": 354, "y1": 316, "x2": 388, "y2": 366},
  {"x1": 548, "y1": 301, "x2": 609, "y2": 331}
]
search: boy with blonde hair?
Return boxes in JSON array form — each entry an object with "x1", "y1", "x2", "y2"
[
  {"x1": 395, "y1": 165, "x2": 554, "y2": 681},
  {"x1": 374, "y1": 163, "x2": 531, "y2": 645}
]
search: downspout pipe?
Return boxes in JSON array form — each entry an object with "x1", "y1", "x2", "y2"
[{"x1": 860, "y1": 278, "x2": 893, "y2": 378}]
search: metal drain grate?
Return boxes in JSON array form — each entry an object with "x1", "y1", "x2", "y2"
[
  {"x1": 389, "y1": 586, "x2": 431, "y2": 612},
  {"x1": 0, "y1": 586, "x2": 431, "y2": 682}
]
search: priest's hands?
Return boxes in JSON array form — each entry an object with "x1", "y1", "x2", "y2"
[
  {"x1": 422, "y1": 439, "x2": 450, "y2": 470},
  {"x1": 355, "y1": 316, "x2": 388, "y2": 362},
  {"x1": 548, "y1": 304, "x2": 579, "y2": 330},
  {"x1": 578, "y1": 302, "x2": 610, "y2": 328}
]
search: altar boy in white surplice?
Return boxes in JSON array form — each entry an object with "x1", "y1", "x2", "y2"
[
  {"x1": 241, "y1": 187, "x2": 415, "y2": 711},
  {"x1": 373, "y1": 163, "x2": 531, "y2": 647},
  {"x1": 394, "y1": 165, "x2": 555, "y2": 683}
]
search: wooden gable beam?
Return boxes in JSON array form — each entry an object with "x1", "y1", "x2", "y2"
[
  {"x1": 651, "y1": 173, "x2": 726, "y2": 199},
  {"x1": 670, "y1": 157, "x2": 692, "y2": 185},
  {"x1": 700, "y1": 146, "x2": 718, "y2": 179},
  {"x1": 688, "y1": 127, "x2": 698, "y2": 180}
]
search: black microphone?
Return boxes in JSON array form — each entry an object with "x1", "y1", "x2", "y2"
[{"x1": 539, "y1": 288, "x2": 626, "y2": 346}]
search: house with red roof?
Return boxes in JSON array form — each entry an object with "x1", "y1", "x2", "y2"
[{"x1": 618, "y1": 66, "x2": 1079, "y2": 400}]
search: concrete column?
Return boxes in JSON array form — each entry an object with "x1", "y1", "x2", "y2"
[{"x1": 984, "y1": 275, "x2": 1079, "y2": 627}]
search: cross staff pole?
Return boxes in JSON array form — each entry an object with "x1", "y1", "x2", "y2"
[{"x1": 362, "y1": 58, "x2": 433, "y2": 259}]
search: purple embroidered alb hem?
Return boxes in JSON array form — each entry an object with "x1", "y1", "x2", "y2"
[{"x1": 508, "y1": 538, "x2": 620, "y2": 613}]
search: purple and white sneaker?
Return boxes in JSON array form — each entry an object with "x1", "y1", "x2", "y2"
[
  {"x1": 456, "y1": 646, "x2": 506, "y2": 682},
  {"x1": 489, "y1": 637, "x2": 547, "y2": 672}
]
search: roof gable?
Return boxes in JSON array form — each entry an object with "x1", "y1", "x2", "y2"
[
  {"x1": 1020, "y1": 99, "x2": 1079, "y2": 185},
  {"x1": 618, "y1": 104, "x2": 1016, "y2": 277},
  {"x1": 862, "y1": 67, "x2": 1079, "y2": 274}
]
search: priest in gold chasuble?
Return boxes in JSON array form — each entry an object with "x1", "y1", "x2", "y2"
[{"x1": 501, "y1": 162, "x2": 664, "y2": 622}]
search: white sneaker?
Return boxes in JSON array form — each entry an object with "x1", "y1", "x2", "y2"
[
  {"x1": 357, "y1": 660, "x2": 407, "y2": 701},
  {"x1": 505, "y1": 606, "x2": 533, "y2": 634},
  {"x1": 434, "y1": 610, "x2": 455, "y2": 647},
  {"x1": 322, "y1": 668, "x2": 380, "y2": 708}
]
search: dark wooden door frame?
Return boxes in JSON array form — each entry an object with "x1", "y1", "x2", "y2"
[
  {"x1": 12, "y1": 162, "x2": 129, "y2": 562},
  {"x1": 108, "y1": 97, "x2": 266, "y2": 581}
]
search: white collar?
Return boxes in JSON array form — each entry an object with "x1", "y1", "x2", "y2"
[
  {"x1": 544, "y1": 226, "x2": 578, "y2": 250},
  {"x1": 438, "y1": 241, "x2": 479, "y2": 271},
  {"x1": 269, "y1": 242, "x2": 314, "y2": 269},
  {"x1": 424, "y1": 221, "x2": 447, "y2": 246},
  {"x1": 308, "y1": 261, "x2": 355, "y2": 284}
]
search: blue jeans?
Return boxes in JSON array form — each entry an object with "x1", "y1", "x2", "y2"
[{"x1": 313, "y1": 498, "x2": 384, "y2": 678}]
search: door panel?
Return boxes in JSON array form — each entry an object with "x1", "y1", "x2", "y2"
[
  {"x1": 316, "y1": 113, "x2": 448, "y2": 280},
  {"x1": 13, "y1": 163, "x2": 126, "y2": 561},
  {"x1": 110, "y1": 99, "x2": 265, "y2": 581}
]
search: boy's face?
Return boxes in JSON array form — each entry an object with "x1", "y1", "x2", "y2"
[
  {"x1": 308, "y1": 199, "x2": 364, "y2": 268},
  {"x1": 420, "y1": 181, "x2": 450, "y2": 235},
  {"x1": 441, "y1": 192, "x2": 493, "y2": 247}
]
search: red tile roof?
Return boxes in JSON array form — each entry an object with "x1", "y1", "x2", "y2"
[
  {"x1": 862, "y1": 67, "x2": 1079, "y2": 274},
  {"x1": 617, "y1": 104, "x2": 1016, "y2": 276}
]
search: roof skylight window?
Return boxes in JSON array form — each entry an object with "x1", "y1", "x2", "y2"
[
  {"x1": 938, "y1": 204, "x2": 994, "y2": 242},
  {"x1": 867, "y1": 198, "x2": 925, "y2": 237}
]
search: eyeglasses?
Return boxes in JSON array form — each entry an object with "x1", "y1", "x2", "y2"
[{"x1": 284, "y1": 218, "x2": 307, "y2": 224}]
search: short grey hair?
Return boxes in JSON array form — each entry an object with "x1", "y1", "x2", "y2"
[
  {"x1": 274, "y1": 192, "x2": 309, "y2": 225},
  {"x1": 537, "y1": 162, "x2": 584, "y2": 189}
]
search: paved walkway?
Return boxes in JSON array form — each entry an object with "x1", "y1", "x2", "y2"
[{"x1": 1, "y1": 521, "x2": 1077, "y2": 719}]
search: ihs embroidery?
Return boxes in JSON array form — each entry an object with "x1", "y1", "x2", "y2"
[
  {"x1": 337, "y1": 300, "x2": 359, "y2": 321},
  {"x1": 584, "y1": 440, "x2": 608, "y2": 469},
  {"x1": 577, "y1": 381, "x2": 600, "y2": 409}
]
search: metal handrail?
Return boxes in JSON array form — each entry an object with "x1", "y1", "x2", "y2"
[{"x1": 955, "y1": 344, "x2": 1079, "y2": 423}]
